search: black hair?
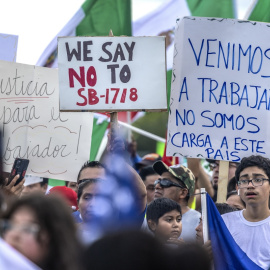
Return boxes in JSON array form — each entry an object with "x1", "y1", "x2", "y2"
[
  {"x1": 226, "y1": 190, "x2": 237, "y2": 200},
  {"x1": 40, "y1": 178, "x2": 48, "y2": 187},
  {"x1": 235, "y1": 155, "x2": 270, "y2": 181},
  {"x1": 226, "y1": 190, "x2": 246, "y2": 209},
  {"x1": 146, "y1": 198, "x2": 181, "y2": 224},
  {"x1": 139, "y1": 166, "x2": 158, "y2": 181},
  {"x1": 77, "y1": 161, "x2": 106, "y2": 183},
  {"x1": 227, "y1": 176, "x2": 237, "y2": 193},
  {"x1": 82, "y1": 230, "x2": 169, "y2": 270},
  {"x1": 77, "y1": 178, "x2": 102, "y2": 201},
  {"x1": 167, "y1": 243, "x2": 211, "y2": 270},
  {"x1": 215, "y1": 203, "x2": 240, "y2": 215},
  {"x1": 2, "y1": 194, "x2": 82, "y2": 270}
]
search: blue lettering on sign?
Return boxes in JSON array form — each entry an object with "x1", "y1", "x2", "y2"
[
  {"x1": 187, "y1": 38, "x2": 270, "y2": 77},
  {"x1": 175, "y1": 109, "x2": 195, "y2": 126},
  {"x1": 188, "y1": 38, "x2": 204, "y2": 66},
  {"x1": 171, "y1": 132, "x2": 212, "y2": 148},
  {"x1": 234, "y1": 137, "x2": 265, "y2": 154},
  {"x1": 206, "y1": 39, "x2": 217, "y2": 67},
  {"x1": 205, "y1": 148, "x2": 241, "y2": 162},
  {"x1": 179, "y1": 77, "x2": 189, "y2": 102},
  {"x1": 198, "y1": 78, "x2": 270, "y2": 112},
  {"x1": 200, "y1": 110, "x2": 260, "y2": 133}
]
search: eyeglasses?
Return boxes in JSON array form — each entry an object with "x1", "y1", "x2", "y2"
[
  {"x1": 209, "y1": 162, "x2": 238, "y2": 171},
  {"x1": 0, "y1": 220, "x2": 40, "y2": 237},
  {"x1": 237, "y1": 178, "x2": 269, "y2": 188},
  {"x1": 154, "y1": 179, "x2": 184, "y2": 189}
]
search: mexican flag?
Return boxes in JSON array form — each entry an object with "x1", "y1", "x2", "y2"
[
  {"x1": 37, "y1": 0, "x2": 131, "y2": 68},
  {"x1": 248, "y1": 0, "x2": 270, "y2": 22}
]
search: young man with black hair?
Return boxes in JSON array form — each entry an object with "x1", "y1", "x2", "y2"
[
  {"x1": 77, "y1": 161, "x2": 106, "y2": 185},
  {"x1": 222, "y1": 155, "x2": 270, "y2": 269},
  {"x1": 147, "y1": 198, "x2": 182, "y2": 244},
  {"x1": 139, "y1": 166, "x2": 159, "y2": 205},
  {"x1": 72, "y1": 161, "x2": 106, "y2": 223},
  {"x1": 153, "y1": 161, "x2": 200, "y2": 241}
]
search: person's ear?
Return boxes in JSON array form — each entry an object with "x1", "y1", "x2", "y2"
[
  {"x1": 179, "y1": 188, "x2": 188, "y2": 199},
  {"x1": 147, "y1": 220, "x2": 156, "y2": 232},
  {"x1": 41, "y1": 183, "x2": 48, "y2": 192}
]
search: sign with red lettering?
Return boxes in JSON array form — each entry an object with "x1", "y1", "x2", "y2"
[
  {"x1": 0, "y1": 60, "x2": 93, "y2": 181},
  {"x1": 58, "y1": 36, "x2": 167, "y2": 111}
]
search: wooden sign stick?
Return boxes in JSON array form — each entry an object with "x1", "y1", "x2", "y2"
[
  {"x1": 216, "y1": 160, "x2": 229, "y2": 203},
  {"x1": 108, "y1": 30, "x2": 119, "y2": 143}
]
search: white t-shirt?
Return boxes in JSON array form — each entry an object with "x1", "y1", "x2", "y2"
[
  {"x1": 222, "y1": 210, "x2": 270, "y2": 270},
  {"x1": 181, "y1": 208, "x2": 201, "y2": 241}
]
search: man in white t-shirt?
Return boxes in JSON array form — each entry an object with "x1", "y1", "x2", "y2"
[{"x1": 222, "y1": 155, "x2": 270, "y2": 270}]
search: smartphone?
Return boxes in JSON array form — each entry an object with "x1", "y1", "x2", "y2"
[{"x1": 7, "y1": 158, "x2": 29, "y2": 186}]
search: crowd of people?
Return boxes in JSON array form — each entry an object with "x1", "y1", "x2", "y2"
[{"x1": 0, "y1": 136, "x2": 270, "y2": 270}]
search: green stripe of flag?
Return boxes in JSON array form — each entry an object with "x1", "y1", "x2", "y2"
[
  {"x1": 77, "y1": 0, "x2": 132, "y2": 36},
  {"x1": 248, "y1": 0, "x2": 270, "y2": 22},
  {"x1": 187, "y1": 0, "x2": 235, "y2": 18}
]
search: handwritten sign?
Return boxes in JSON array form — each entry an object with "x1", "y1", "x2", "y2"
[
  {"x1": 0, "y1": 60, "x2": 93, "y2": 181},
  {"x1": 167, "y1": 17, "x2": 270, "y2": 162},
  {"x1": 0, "y1": 33, "x2": 18, "y2": 62},
  {"x1": 58, "y1": 36, "x2": 167, "y2": 111}
]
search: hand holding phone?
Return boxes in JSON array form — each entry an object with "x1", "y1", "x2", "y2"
[{"x1": 8, "y1": 158, "x2": 29, "y2": 186}]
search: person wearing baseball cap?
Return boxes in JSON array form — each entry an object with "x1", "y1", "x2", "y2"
[
  {"x1": 48, "y1": 186, "x2": 78, "y2": 211},
  {"x1": 152, "y1": 161, "x2": 201, "y2": 241}
]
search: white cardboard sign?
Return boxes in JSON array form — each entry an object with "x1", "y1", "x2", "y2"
[
  {"x1": 167, "y1": 17, "x2": 270, "y2": 162},
  {"x1": 58, "y1": 36, "x2": 167, "y2": 111},
  {"x1": 0, "y1": 33, "x2": 18, "y2": 62},
  {"x1": 0, "y1": 60, "x2": 93, "y2": 181}
]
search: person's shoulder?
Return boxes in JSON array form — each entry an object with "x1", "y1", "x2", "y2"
[
  {"x1": 189, "y1": 208, "x2": 201, "y2": 216},
  {"x1": 183, "y1": 208, "x2": 201, "y2": 219},
  {"x1": 222, "y1": 210, "x2": 241, "y2": 222}
]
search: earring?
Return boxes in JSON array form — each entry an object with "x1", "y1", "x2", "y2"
[{"x1": 237, "y1": 189, "x2": 240, "y2": 196}]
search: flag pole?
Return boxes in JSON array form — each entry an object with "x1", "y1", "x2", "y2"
[
  {"x1": 201, "y1": 188, "x2": 209, "y2": 244},
  {"x1": 242, "y1": 0, "x2": 258, "y2": 20}
]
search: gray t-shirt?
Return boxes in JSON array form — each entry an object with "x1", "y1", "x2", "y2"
[{"x1": 181, "y1": 209, "x2": 201, "y2": 241}]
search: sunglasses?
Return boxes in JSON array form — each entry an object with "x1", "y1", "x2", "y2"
[{"x1": 154, "y1": 179, "x2": 185, "y2": 189}]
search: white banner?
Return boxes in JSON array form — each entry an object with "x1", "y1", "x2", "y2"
[
  {"x1": 167, "y1": 17, "x2": 270, "y2": 162},
  {"x1": 58, "y1": 36, "x2": 167, "y2": 111},
  {"x1": 0, "y1": 60, "x2": 92, "y2": 181},
  {"x1": 0, "y1": 33, "x2": 18, "y2": 62}
]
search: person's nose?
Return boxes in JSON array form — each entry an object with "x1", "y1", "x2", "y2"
[
  {"x1": 154, "y1": 182, "x2": 162, "y2": 190},
  {"x1": 87, "y1": 196, "x2": 96, "y2": 208},
  {"x1": 172, "y1": 220, "x2": 179, "y2": 228},
  {"x1": 213, "y1": 165, "x2": 219, "y2": 173},
  {"x1": 247, "y1": 180, "x2": 255, "y2": 188}
]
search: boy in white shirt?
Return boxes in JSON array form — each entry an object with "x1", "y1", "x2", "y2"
[{"x1": 222, "y1": 155, "x2": 270, "y2": 270}]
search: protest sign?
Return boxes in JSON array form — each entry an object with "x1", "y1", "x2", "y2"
[
  {"x1": 0, "y1": 33, "x2": 18, "y2": 62},
  {"x1": 167, "y1": 17, "x2": 270, "y2": 162},
  {"x1": 58, "y1": 36, "x2": 167, "y2": 111},
  {"x1": 0, "y1": 60, "x2": 93, "y2": 181}
]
